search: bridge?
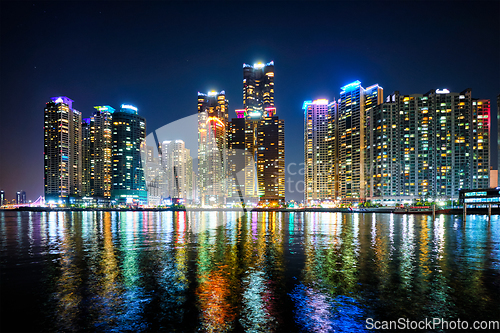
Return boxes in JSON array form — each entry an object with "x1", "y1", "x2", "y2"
[{"x1": 1, "y1": 196, "x2": 45, "y2": 209}]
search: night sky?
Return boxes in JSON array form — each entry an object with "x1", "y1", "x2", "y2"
[{"x1": 1, "y1": 1, "x2": 499, "y2": 202}]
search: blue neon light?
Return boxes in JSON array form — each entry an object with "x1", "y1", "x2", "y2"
[
  {"x1": 302, "y1": 100, "x2": 313, "y2": 110},
  {"x1": 341, "y1": 80, "x2": 362, "y2": 92}
]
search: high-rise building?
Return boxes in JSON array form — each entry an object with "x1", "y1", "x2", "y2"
[
  {"x1": 0, "y1": 190, "x2": 4, "y2": 206},
  {"x1": 256, "y1": 116, "x2": 285, "y2": 202},
  {"x1": 366, "y1": 88, "x2": 490, "y2": 202},
  {"x1": 111, "y1": 104, "x2": 147, "y2": 205},
  {"x1": 471, "y1": 99, "x2": 490, "y2": 189},
  {"x1": 243, "y1": 61, "x2": 274, "y2": 115},
  {"x1": 366, "y1": 93, "x2": 401, "y2": 199},
  {"x1": 337, "y1": 81, "x2": 383, "y2": 202},
  {"x1": 227, "y1": 115, "x2": 246, "y2": 201},
  {"x1": 498, "y1": 94, "x2": 500, "y2": 187},
  {"x1": 16, "y1": 191, "x2": 26, "y2": 204},
  {"x1": 161, "y1": 140, "x2": 194, "y2": 202},
  {"x1": 197, "y1": 91, "x2": 228, "y2": 206},
  {"x1": 89, "y1": 106, "x2": 114, "y2": 199},
  {"x1": 238, "y1": 61, "x2": 284, "y2": 204},
  {"x1": 145, "y1": 145, "x2": 165, "y2": 205},
  {"x1": 304, "y1": 99, "x2": 333, "y2": 203},
  {"x1": 81, "y1": 118, "x2": 91, "y2": 197},
  {"x1": 44, "y1": 96, "x2": 82, "y2": 203}
]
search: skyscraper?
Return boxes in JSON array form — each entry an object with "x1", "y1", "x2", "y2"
[
  {"x1": 227, "y1": 115, "x2": 246, "y2": 201},
  {"x1": 145, "y1": 145, "x2": 165, "y2": 205},
  {"x1": 243, "y1": 61, "x2": 274, "y2": 115},
  {"x1": 498, "y1": 94, "x2": 500, "y2": 187},
  {"x1": 161, "y1": 140, "x2": 194, "y2": 203},
  {"x1": 256, "y1": 115, "x2": 285, "y2": 202},
  {"x1": 0, "y1": 190, "x2": 4, "y2": 206},
  {"x1": 239, "y1": 61, "x2": 285, "y2": 204},
  {"x1": 16, "y1": 191, "x2": 26, "y2": 204},
  {"x1": 89, "y1": 106, "x2": 114, "y2": 200},
  {"x1": 197, "y1": 91, "x2": 228, "y2": 206},
  {"x1": 81, "y1": 118, "x2": 91, "y2": 197},
  {"x1": 471, "y1": 98, "x2": 490, "y2": 189},
  {"x1": 304, "y1": 99, "x2": 333, "y2": 203},
  {"x1": 111, "y1": 104, "x2": 147, "y2": 205},
  {"x1": 337, "y1": 81, "x2": 383, "y2": 202},
  {"x1": 44, "y1": 96, "x2": 82, "y2": 203},
  {"x1": 366, "y1": 88, "x2": 490, "y2": 202}
]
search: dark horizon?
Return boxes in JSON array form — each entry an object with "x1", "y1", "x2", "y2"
[{"x1": 1, "y1": 1, "x2": 499, "y2": 202}]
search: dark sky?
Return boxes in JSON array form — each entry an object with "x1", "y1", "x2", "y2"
[{"x1": 1, "y1": 1, "x2": 499, "y2": 202}]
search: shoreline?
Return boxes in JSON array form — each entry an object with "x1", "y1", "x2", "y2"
[{"x1": 2, "y1": 206, "x2": 499, "y2": 215}]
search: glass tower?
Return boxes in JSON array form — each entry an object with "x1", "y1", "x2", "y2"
[
  {"x1": 44, "y1": 96, "x2": 82, "y2": 203},
  {"x1": 111, "y1": 104, "x2": 147, "y2": 205},
  {"x1": 197, "y1": 91, "x2": 228, "y2": 206},
  {"x1": 337, "y1": 81, "x2": 383, "y2": 202},
  {"x1": 240, "y1": 61, "x2": 284, "y2": 204},
  {"x1": 304, "y1": 99, "x2": 333, "y2": 203}
]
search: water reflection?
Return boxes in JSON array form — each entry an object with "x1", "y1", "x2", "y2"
[{"x1": 0, "y1": 212, "x2": 499, "y2": 332}]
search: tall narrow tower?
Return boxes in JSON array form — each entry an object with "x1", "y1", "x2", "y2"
[
  {"x1": 111, "y1": 104, "x2": 147, "y2": 205},
  {"x1": 304, "y1": 99, "x2": 332, "y2": 203},
  {"x1": 197, "y1": 91, "x2": 228, "y2": 206},
  {"x1": 44, "y1": 96, "x2": 82, "y2": 203},
  {"x1": 90, "y1": 106, "x2": 114, "y2": 199},
  {"x1": 337, "y1": 81, "x2": 383, "y2": 202},
  {"x1": 240, "y1": 61, "x2": 284, "y2": 204}
]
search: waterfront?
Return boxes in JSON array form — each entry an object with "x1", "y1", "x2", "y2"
[{"x1": 1, "y1": 211, "x2": 499, "y2": 332}]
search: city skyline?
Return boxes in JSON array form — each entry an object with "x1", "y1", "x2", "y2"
[{"x1": 1, "y1": 1, "x2": 499, "y2": 201}]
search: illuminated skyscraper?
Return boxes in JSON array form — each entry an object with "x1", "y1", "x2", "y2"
[
  {"x1": 498, "y1": 94, "x2": 500, "y2": 187},
  {"x1": 16, "y1": 191, "x2": 26, "y2": 204},
  {"x1": 243, "y1": 61, "x2": 274, "y2": 115},
  {"x1": 227, "y1": 115, "x2": 246, "y2": 201},
  {"x1": 337, "y1": 81, "x2": 383, "y2": 202},
  {"x1": 161, "y1": 140, "x2": 194, "y2": 202},
  {"x1": 44, "y1": 96, "x2": 82, "y2": 202},
  {"x1": 197, "y1": 91, "x2": 228, "y2": 206},
  {"x1": 89, "y1": 106, "x2": 114, "y2": 199},
  {"x1": 366, "y1": 93, "x2": 401, "y2": 199},
  {"x1": 0, "y1": 190, "x2": 4, "y2": 206},
  {"x1": 256, "y1": 116, "x2": 285, "y2": 202},
  {"x1": 304, "y1": 99, "x2": 333, "y2": 203},
  {"x1": 111, "y1": 104, "x2": 147, "y2": 205},
  {"x1": 367, "y1": 88, "x2": 490, "y2": 202},
  {"x1": 81, "y1": 118, "x2": 91, "y2": 196},
  {"x1": 145, "y1": 145, "x2": 165, "y2": 205},
  {"x1": 239, "y1": 61, "x2": 284, "y2": 204},
  {"x1": 471, "y1": 98, "x2": 490, "y2": 189}
]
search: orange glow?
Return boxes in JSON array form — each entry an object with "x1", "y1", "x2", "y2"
[
  {"x1": 197, "y1": 265, "x2": 236, "y2": 331},
  {"x1": 206, "y1": 116, "x2": 225, "y2": 128}
]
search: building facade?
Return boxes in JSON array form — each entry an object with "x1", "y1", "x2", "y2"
[
  {"x1": 89, "y1": 106, "x2": 114, "y2": 199},
  {"x1": 44, "y1": 96, "x2": 82, "y2": 202},
  {"x1": 161, "y1": 140, "x2": 194, "y2": 203},
  {"x1": 304, "y1": 99, "x2": 332, "y2": 203},
  {"x1": 197, "y1": 91, "x2": 229, "y2": 206},
  {"x1": 82, "y1": 118, "x2": 91, "y2": 196},
  {"x1": 227, "y1": 115, "x2": 246, "y2": 201},
  {"x1": 239, "y1": 61, "x2": 285, "y2": 204},
  {"x1": 16, "y1": 191, "x2": 26, "y2": 204},
  {"x1": 305, "y1": 85, "x2": 489, "y2": 204},
  {"x1": 111, "y1": 104, "x2": 147, "y2": 205},
  {"x1": 337, "y1": 81, "x2": 383, "y2": 202},
  {"x1": 367, "y1": 89, "x2": 490, "y2": 202}
]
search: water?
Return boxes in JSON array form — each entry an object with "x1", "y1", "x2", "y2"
[{"x1": 0, "y1": 211, "x2": 499, "y2": 332}]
